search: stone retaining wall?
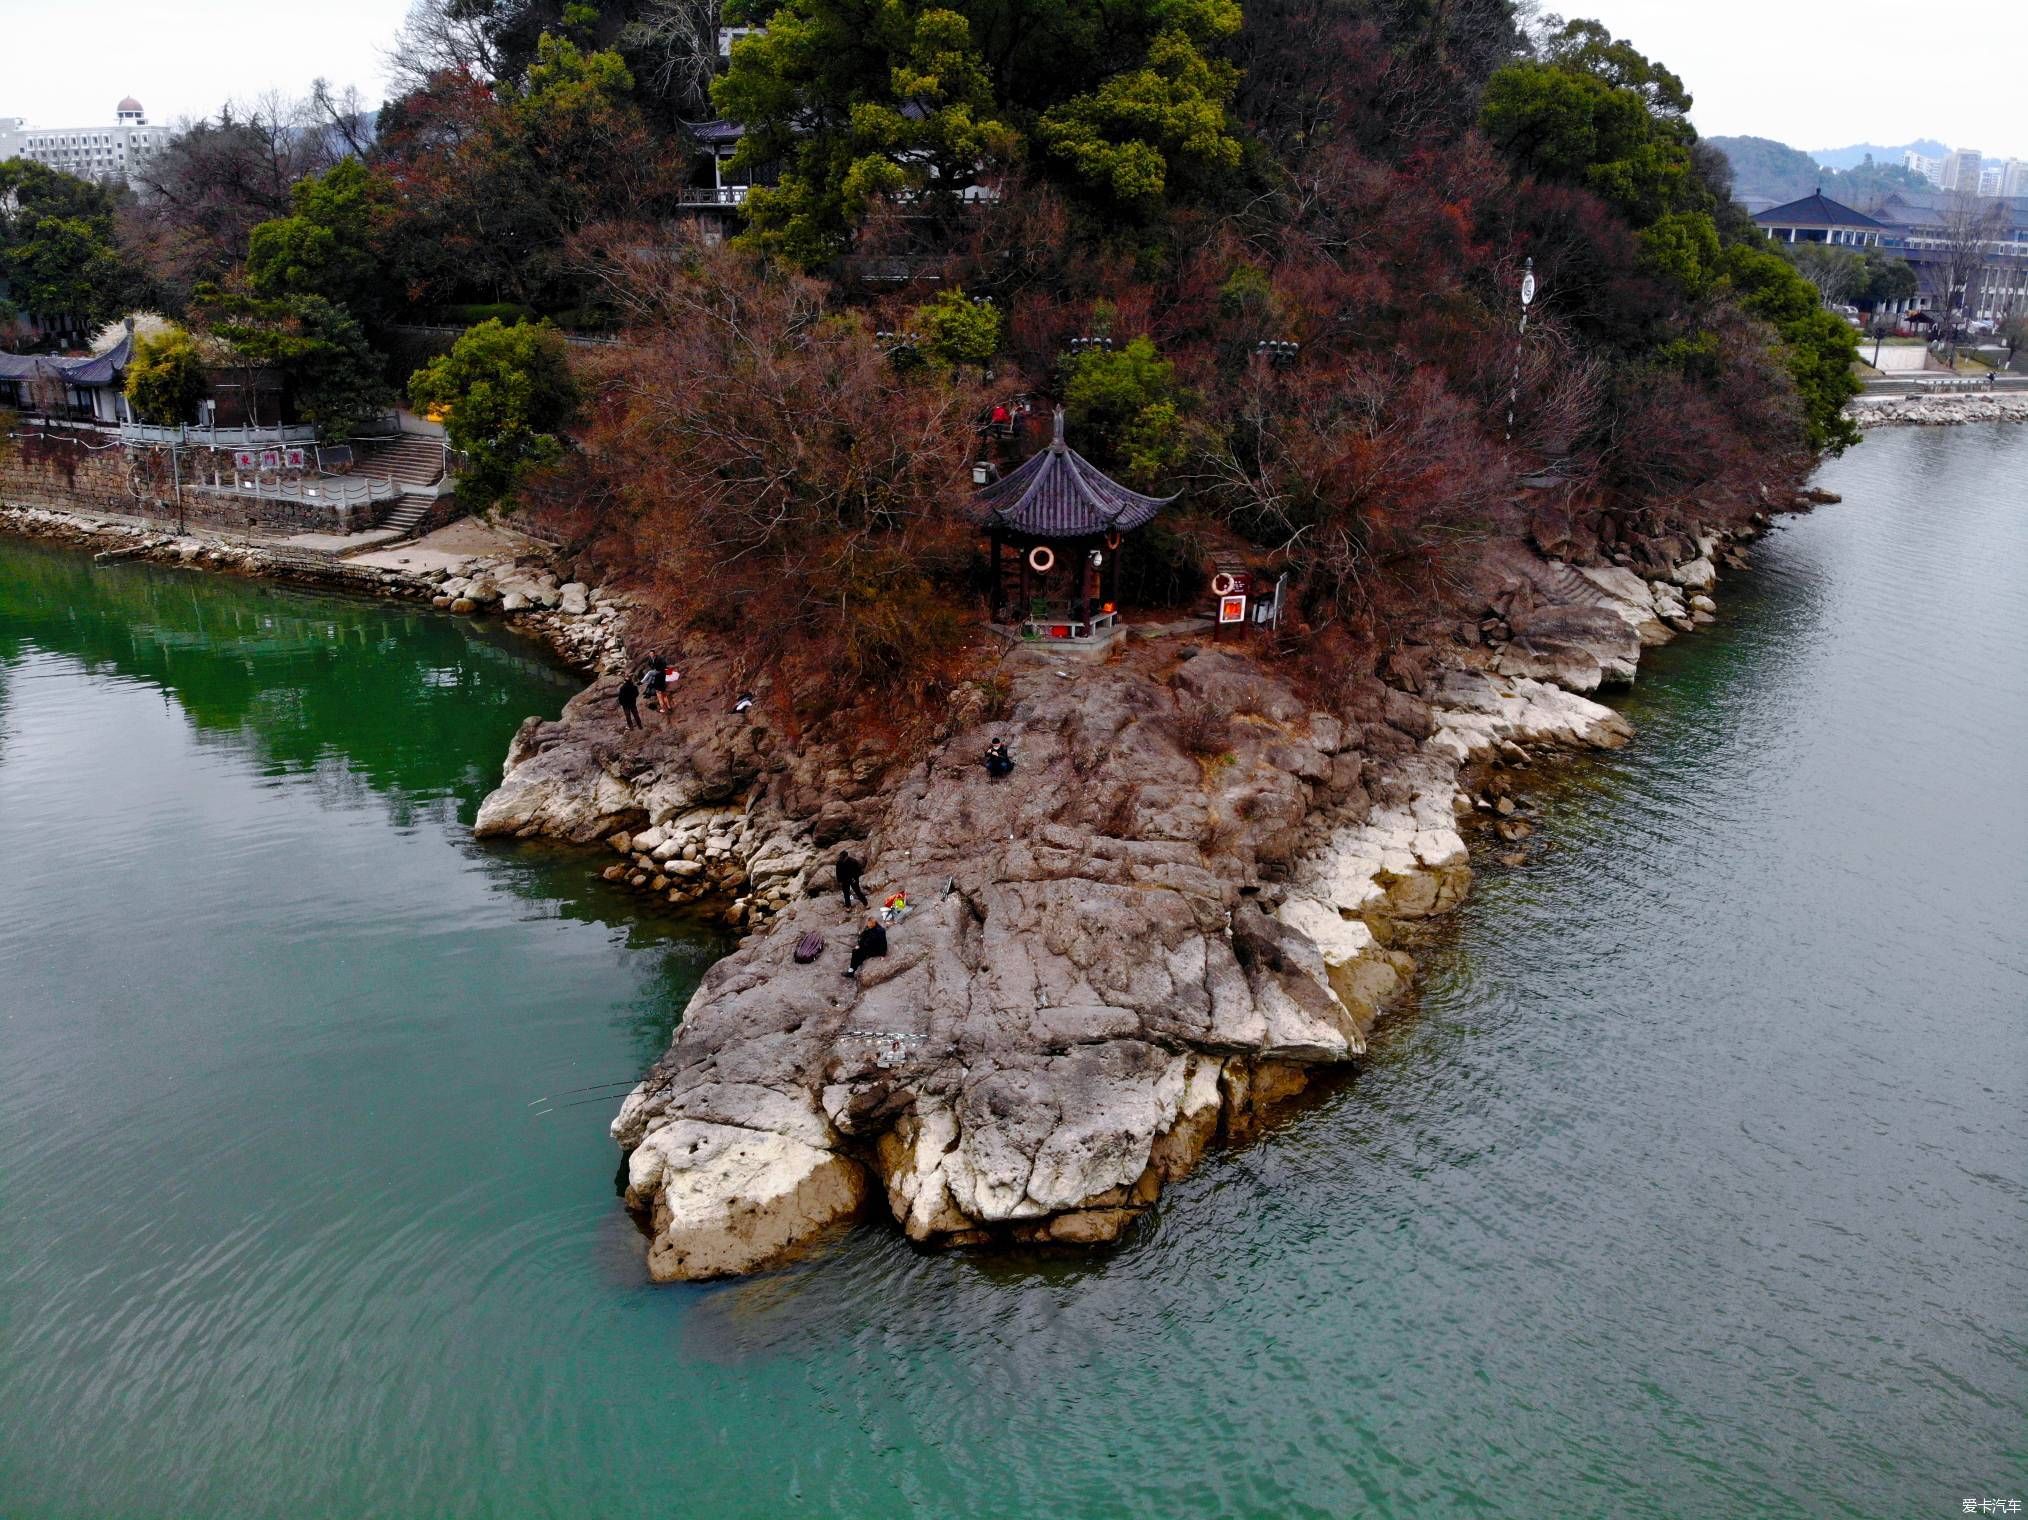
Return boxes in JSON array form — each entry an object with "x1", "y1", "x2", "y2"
[{"x1": 1, "y1": 437, "x2": 382, "y2": 533}]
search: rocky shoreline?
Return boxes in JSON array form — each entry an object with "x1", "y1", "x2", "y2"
[
  {"x1": 475, "y1": 513, "x2": 1766, "y2": 1280},
  {"x1": 0, "y1": 488, "x2": 1775, "y2": 1282},
  {"x1": 1850, "y1": 390, "x2": 2028, "y2": 428},
  {"x1": 0, "y1": 503, "x2": 631, "y2": 673}
]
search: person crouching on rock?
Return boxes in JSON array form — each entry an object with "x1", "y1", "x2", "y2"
[
  {"x1": 616, "y1": 674, "x2": 643, "y2": 730},
  {"x1": 983, "y1": 738, "x2": 1013, "y2": 778},
  {"x1": 836, "y1": 850, "x2": 868, "y2": 909},
  {"x1": 847, "y1": 915, "x2": 887, "y2": 977}
]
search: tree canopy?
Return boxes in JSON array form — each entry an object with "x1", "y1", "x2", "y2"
[
  {"x1": 0, "y1": 161, "x2": 139, "y2": 333},
  {"x1": 408, "y1": 318, "x2": 580, "y2": 503}
]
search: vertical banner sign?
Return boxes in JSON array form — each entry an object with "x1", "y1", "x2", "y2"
[
  {"x1": 1219, "y1": 595, "x2": 1248, "y2": 625},
  {"x1": 1506, "y1": 257, "x2": 1536, "y2": 444}
]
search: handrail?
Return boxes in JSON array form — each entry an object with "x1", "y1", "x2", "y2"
[
  {"x1": 187, "y1": 474, "x2": 399, "y2": 507},
  {"x1": 121, "y1": 421, "x2": 318, "y2": 448}
]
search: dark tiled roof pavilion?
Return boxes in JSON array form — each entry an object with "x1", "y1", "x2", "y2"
[
  {"x1": 1753, "y1": 191, "x2": 1885, "y2": 230},
  {"x1": 972, "y1": 408, "x2": 1175, "y2": 538}
]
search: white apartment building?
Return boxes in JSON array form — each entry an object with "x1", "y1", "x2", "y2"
[
  {"x1": 2001, "y1": 160, "x2": 2028, "y2": 199},
  {"x1": 0, "y1": 98, "x2": 159, "y2": 181},
  {"x1": 1903, "y1": 150, "x2": 1943, "y2": 186}
]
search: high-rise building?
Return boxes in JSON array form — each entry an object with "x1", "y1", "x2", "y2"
[
  {"x1": 2002, "y1": 159, "x2": 2028, "y2": 199},
  {"x1": 0, "y1": 98, "x2": 159, "y2": 181},
  {"x1": 1978, "y1": 166, "x2": 2004, "y2": 197},
  {"x1": 1904, "y1": 150, "x2": 1944, "y2": 186},
  {"x1": 1941, "y1": 147, "x2": 1983, "y2": 192}
]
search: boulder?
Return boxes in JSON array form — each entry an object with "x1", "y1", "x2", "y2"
[{"x1": 624, "y1": 1120, "x2": 869, "y2": 1280}]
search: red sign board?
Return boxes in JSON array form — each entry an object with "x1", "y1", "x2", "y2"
[{"x1": 1218, "y1": 595, "x2": 1247, "y2": 625}]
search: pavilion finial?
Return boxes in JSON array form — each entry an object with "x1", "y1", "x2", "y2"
[{"x1": 1051, "y1": 405, "x2": 1067, "y2": 450}]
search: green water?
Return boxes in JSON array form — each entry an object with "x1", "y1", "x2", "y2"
[{"x1": 2, "y1": 425, "x2": 2025, "y2": 1518}]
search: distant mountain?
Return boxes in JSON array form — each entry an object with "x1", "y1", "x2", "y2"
[
  {"x1": 1810, "y1": 140, "x2": 1948, "y2": 171},
  {"x1": 1708, "y1": 135, "x2": 1934, "y2": 212}
]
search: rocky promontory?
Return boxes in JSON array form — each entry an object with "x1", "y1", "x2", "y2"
[{"x1": 477, "y1": 521, "x2": 1758, "y2": 1280}]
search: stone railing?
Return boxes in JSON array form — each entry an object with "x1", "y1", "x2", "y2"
[{"x1": 121, "y1": 422, "x2": 319, "y2": 449}]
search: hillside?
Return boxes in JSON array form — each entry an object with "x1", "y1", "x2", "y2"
[
  {"x1": 1810, "y1": 138, "x2": 1946, "y2": 171},
  {"x1": 1709, "y1": 133, "x2": 1932, "y2": 207}
]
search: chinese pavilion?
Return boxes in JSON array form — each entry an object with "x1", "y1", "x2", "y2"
[{"x1": 973, "y1": 408, "x2": 1175, "y2": 640}]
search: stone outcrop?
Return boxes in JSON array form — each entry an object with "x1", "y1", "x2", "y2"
[
  {"x1": 478, "y1": 517, "x2": 1742, "y2": 1281},
  {"x1": 5, "y1": 488, "x2": 1765, "y2": 1281}
]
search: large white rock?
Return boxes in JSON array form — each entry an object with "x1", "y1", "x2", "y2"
[{"x1": 623, "y1": 1119, "x2": 868, "y2": 1281}]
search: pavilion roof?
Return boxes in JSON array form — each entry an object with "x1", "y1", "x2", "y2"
[
  {"x1": 1753, "y1": 191, "x2": 1884, "y2": 230},
  {"x1": 973, "y1": 408, "x2": 1175, "y2": 538},
  {"x1": 0, "y1": 333, "x2": 129, "y2": 385}
]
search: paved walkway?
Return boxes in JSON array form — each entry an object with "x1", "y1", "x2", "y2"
[{"x1": 348, "y1": 518, "x2": 550, "y2": 575}]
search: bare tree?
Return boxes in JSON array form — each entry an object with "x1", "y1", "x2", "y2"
[
  {"x1": 121, "y1": 94, "x2": 335, "y2": 304},
  {"x1": 386, "y1": 0, "x2": 503, "y2": 92},
  {"x1": 310, "y1": 78, "x2": 376, "y2": 159},
  {"x1": 1922, "y1": 190, "x2": 2005, "y2": 362},
  {"x1": 1785, "y1": 243, "x2": 1864, "y2": 307},
  {"x1": 619, "y1": 0, "x2": 722, "y2": 119}
]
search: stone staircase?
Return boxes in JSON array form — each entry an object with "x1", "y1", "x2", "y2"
[
  {"x1": 347, "y1": 435, "x2": 451, "y2": 539},
  {"x1": 376, "y1": 496, "x2": 433, "y2": 536},
  {"x1": 351, "y1": 434, "x2": 450, "y2": 489}
]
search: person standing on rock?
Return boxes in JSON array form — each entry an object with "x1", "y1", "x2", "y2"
[
  {"x1": 847, "y1": 915, "x2": 887, "y2": 977},
  {"x1": 836, "y1": 851, "x2": 868, "y2": 909},
  {"x1": 616, "y1": 674, "x2": 643, "y2": 730}
]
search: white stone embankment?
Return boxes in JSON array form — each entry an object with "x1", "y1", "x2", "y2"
[{"x1": 1850, "y1": 391, "x2": 2028, "y2": 428}]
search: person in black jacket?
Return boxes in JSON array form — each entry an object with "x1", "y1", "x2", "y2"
[
  {"x1": 847, "y1": 916, "x2": 887, "y2": 977},
  {"x1": 836, "y1": 851, "x2": 868, "y2": 908},
  {"x1": 616, "y1": 675, "x2": 643, "y2": 730}
]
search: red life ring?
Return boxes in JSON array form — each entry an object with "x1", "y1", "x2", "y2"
[
  {"x1": 1211, "y1": 571, "x2": 1236, "y2": 596},
  {"x1": 1105, "y1": 532, "x2": 1122, "y2": 551},
  {"x1": 1028, "y1": 545, "x2": 1055, "y2": 573}
]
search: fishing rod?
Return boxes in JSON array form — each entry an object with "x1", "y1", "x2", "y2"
[{"x1": 524, "y1": 1075, "x2": 650, "y2": 1107}]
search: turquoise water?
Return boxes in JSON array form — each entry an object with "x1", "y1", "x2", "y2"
[{"x1": 2, "y1": 424, "x2": 2024, "y2": 1517}]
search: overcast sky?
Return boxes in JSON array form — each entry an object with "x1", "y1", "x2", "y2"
[{"x1": 1, "y1": 0, "x2": 2023, "y2": 159}]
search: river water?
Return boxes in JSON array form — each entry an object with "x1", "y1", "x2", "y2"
[{"x1": 2, "y1": 424, "x2": 2023, "y2": 1518}]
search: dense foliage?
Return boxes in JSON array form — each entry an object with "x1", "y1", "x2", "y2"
[
  {"x1": 4, "y1": 0, "x2": 1866, "y2": 705},
  {"x1": 123, "y1": 328, "x2": 209, "y2": 423},
  {"x1": 0, "y1": 162, "x2": 140, "y2": 337},
  {"x1": 408, "y1": 318, "x2": 580, "y2": 504}
]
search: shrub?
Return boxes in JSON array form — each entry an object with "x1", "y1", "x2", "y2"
[{"x1": 124, "y1": 329, "x2": 209, "y2": 425}]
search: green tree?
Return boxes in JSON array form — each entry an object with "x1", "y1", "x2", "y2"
[
  {"x1": 716, "y1": 2, "x2": 1016, "y2": 268},
  {"x1": 123, "y1": 328, "x2": 210, "y2": 424},
  {"x1": 1854, "y1": 248, "x2": 1918, "y2": 311},
  {"x1": 913, "y1": 288, "x2": 1000, "y2": 367},
  {"x1": 1539, "y1": 19, "x2": 1692, "y2": 118},
  {"x1": 1482, "y1": 62, "x2": 1704, "y2": 228},
  {"x1": 407, "y1": 319, "x2": 580, "y2": 504},
  {"x1": 1063, "y1": 336, "x2": 1184, "y2": 484},
  {"x1": 246, "y1": 159, "x2": 393, "y2": 322},
  {"x1": 1036, "y1": 19, "x2": 1244, "y2": 209},
  {"x1": 198, "y1": 289, "x2": 394, "y2": 438},
  {"x1": 1719, "y1": 242, "x2": 1862, "y2": 452},
  {"x1": 0, "y1": 161, "x2": 137, "y2": 330}
]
